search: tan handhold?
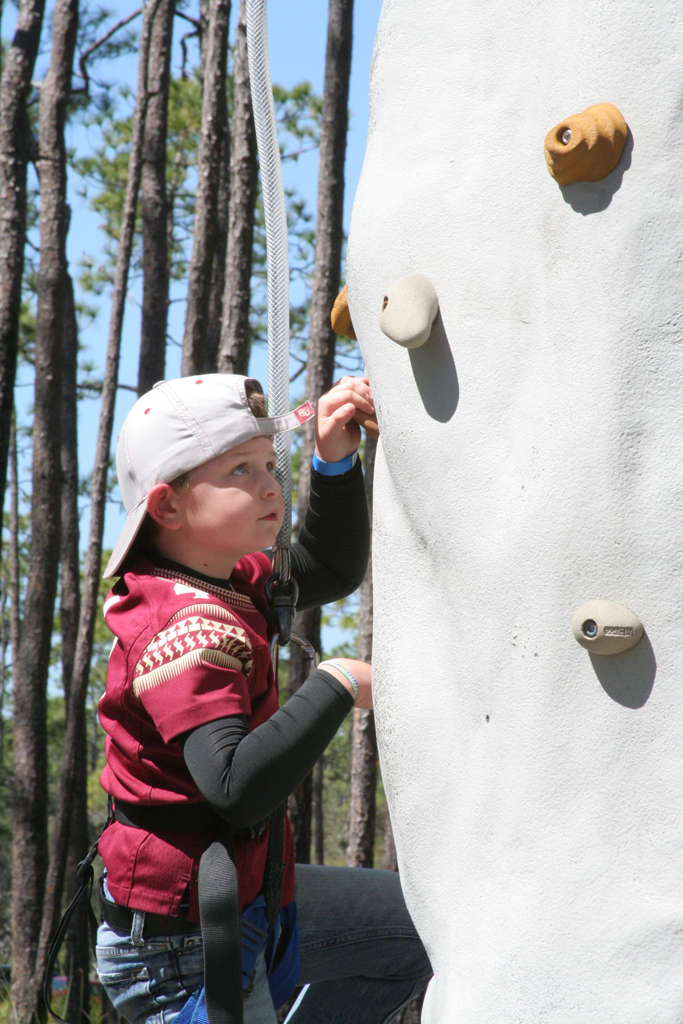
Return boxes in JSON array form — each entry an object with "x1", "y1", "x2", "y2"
[
  {"x1": 571, "y1": 600, "x2": 644, "y2": 656},
  {"x1": 379, "y1": 273, "x2": 439, "y2": 349},
  {"x1": 544, "y1": 102, "x2": 628, "y2": 186},
  {"x1": 353, "y1": 410, "x2": 380, "y2": 439},
  {"x1": 331, "y1": 286, "x2": 356, "y2": 340}
]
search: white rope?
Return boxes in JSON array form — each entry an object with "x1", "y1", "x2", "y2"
[{"x1": 246, "y1": 0, "x2": 292, "y2": 583}]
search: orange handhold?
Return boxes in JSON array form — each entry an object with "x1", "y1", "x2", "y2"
[
  {"x1": 330, "y1": 286, "x2": 376, "y2": 435},
  {"x1": 544, "y1": 102, "x2": 627, "y2": 186},
  {"x1": 331, "y1": 285, "x2": 356, "y2": 340},
  {"x1": 353, "y1": 410, "x2": 379, "y2": 440}
]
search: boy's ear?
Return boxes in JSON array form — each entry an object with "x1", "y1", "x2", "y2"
[{"x1": 147, "y1": 483, "x2": 183, "y2": 531}]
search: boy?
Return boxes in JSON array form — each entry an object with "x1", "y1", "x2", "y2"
[{"x1": 96, "y1": 373, "x2": 431, "y2": 1024}]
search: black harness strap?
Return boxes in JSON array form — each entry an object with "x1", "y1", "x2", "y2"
[
  {"x1": 199, "y1": 827, "x2": 243, "y2": 1024},
  {"x1": 114, "y1": 799, "x2": 221, "y2": 832},
  {"x1": 113, "y1": 800, "x2": 271, "y2": 841}
]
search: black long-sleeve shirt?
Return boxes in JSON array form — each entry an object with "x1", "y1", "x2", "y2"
[{"x1": 157, "y1": 460, "x2": 368, "y2": 828}]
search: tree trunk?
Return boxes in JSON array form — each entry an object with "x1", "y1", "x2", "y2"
[
  {"x1": 347, "y1": 434, "x2": 377, "y2": 869},
  {"x1": 0, "y1": 577, "x2": 7, "y2": 766},
  {"x1": 0, "y1": 0, "x2": 46, "y2": 542},
  {"x1": 63, "y1": 725, "x2": 90, "y2": 1024},
  {"x1": 138, "y1": 0, "x2": 175, "y2": 395},
  {"x1": 5, "y1": 412, "x2": 20, "y2": 774},
  {"x1": 217, "y1": 0, "x2": 257, "y2": 376},
  {"x1": 11, "y1": 0, "x2": 78, "y2": 1018},
  {"x1": 287, "y1": 606, "x2": 320, "y2": 864},
  {"x1": 33, "y1": 0, "x2": 161, "y2": 1001},
  {"x1": 313, "y1": 757, "x2": 324, "y2": 865},
  {"x1": 197, "y1": 0, "x2": 228, "y2": 375},
  {"x1": 204, "y1": 85, "x2": 230, "y2": 371},
  {"x1": 181, "y1": 0, "x2": 230, "y2": 375},
  {"x1": 347, "y1": 707, "x2": 377, "y2": 867},
  {"x1": 7, "y1": 407, "x2": 20, "y2": 779},
  {"x1": 197, "y1": 0, "x2": 210, "y2": 74},
  {"x1": 9, "y1": 413, "x2": 21, "y2": 663},
  {"x1": 287, "y1": 0, "x2": 354, "y2": 861},
  {"x1": 60, "y1": 274, "x2": 91, "y2": 1024},
  {"x1": 60, "y1": 273, "x2": 80, "y2": 740}
]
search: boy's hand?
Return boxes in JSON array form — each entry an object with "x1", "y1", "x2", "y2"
[
  {"x1": 315, "y1": 376, "x2": 374, "y2": 464},
  {"x1": 320, "y1": 659, "x2": 373, "y2": 709}
]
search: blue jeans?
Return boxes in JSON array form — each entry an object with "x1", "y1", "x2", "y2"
[{"x1": 96, "y1": 865, "x2": 431, "y2": 1024}]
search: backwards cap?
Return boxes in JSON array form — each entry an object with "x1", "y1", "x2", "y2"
[{"x1": 105, "y1": 374, "x2": 314, "y2": 578}]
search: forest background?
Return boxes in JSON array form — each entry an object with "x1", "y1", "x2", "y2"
[{"x1": 0, "y1": 0, "x2": 425, "y2": 1023}]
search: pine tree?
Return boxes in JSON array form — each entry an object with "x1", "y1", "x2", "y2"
[
  {"x1": 217, "y1": 0, "x2": 257, "y2": 376},
  {"x1": 138, "y1": 0, "x2": 176, "y2": 394},
  {"x1": 181, "y1": 0, "x2": 231, "y2": 374},
  {"x1": 11, "y1": 0, "x2": 79, "y2": 1017}
]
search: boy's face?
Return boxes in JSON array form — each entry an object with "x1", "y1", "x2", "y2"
[{"x1": 173, "y1": 436, "x2": 284, "y2": 569}]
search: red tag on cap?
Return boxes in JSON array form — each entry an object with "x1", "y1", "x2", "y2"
[{"x1": 292, "y1": 401, "x2": 315, "y2": 424}]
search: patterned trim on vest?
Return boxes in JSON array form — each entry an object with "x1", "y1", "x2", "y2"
[{"x1": 133, "y1": 601, "x2": 254, "y2": 697}]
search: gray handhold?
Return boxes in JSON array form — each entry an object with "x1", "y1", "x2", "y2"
[
  {"x1": 378, "y1": 273, "x2": 439, "y2": 349},
  {"x1": 571, "y1": 600, "x2": 644, "y2": 656}
]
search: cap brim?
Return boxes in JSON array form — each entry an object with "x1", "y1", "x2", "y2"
[{"x1": 104, "y1": 498, "x2": 148, "y2": 578}]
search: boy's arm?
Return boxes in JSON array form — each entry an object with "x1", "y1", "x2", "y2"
[
  {"x1": 181, "y1": 668, "x2": 354, "y2": 827},
  {"x1": 290, "y1": 457, "x2": 370, "y2": 610},
  {"x1": 286, "y1": 374, "x2": 372, "y2": 608}
]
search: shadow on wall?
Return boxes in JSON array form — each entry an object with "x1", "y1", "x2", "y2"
[
  {"x1": 560, "y1": 129, "x2": 634, "y2": 216},
  {"x1": 590, "y1": 629, "x2": 656, "y2": 708},
  {"x1": 408, "y1": 311, "x2": 459, "y2": 423}
]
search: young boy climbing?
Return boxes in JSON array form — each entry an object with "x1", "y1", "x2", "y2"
[{"x1": 95, "y1": 373, "x2": 431, "y2": 1024}]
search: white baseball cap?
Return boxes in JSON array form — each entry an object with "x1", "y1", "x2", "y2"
[{"x1": 105, "y1": 374, "x2": 314, "y2": 578}]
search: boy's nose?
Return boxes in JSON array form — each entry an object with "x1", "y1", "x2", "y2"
[{"x1": 261, "y1": 472, "x2": 280, "y2": 496}]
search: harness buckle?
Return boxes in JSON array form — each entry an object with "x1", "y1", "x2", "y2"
[{"x1": 265, "y1": 572, "x2": 298, "y2": 648}]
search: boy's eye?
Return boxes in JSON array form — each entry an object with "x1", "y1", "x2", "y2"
[
  {"x1": 267, "y1": 461, "x2": 277, "y2": 475},
  {"x1": 232, "y1": 463, "x2": 248, "y2": 476}
]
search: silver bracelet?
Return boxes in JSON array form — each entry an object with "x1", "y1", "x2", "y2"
[{"x1": 318, "y1": 659, "x2": 358, "y2": 701}]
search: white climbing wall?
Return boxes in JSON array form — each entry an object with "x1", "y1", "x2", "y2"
[{"x1": 346, "y1": 1, "x2": 683, "y2": 1021}]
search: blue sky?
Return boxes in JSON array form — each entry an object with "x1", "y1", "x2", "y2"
[{"x1": 4, "y1": 0, "x2": 384, "y2": 556}]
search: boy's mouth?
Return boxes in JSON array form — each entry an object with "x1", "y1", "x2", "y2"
[{"x1": 260, "y1": 511, "x2": 279, "y2": 521}]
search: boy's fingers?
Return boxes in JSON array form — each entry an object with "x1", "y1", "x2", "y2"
[
  {"x1": 317, "y1": 405, "x2": 360, "y2": 438},
  {"x1": 333, "y1": 402, "x2": 357, "y2": 422},
  {"x1": 321, "y1": 387, "x2": 374, "y2": 415},
  {"x1": 334, "y1": 375, "x2": 369, "y2": 387},
  {"x1": 329, "y1": 377, "x2": 373, "y2": 406},
  {"x1": 319, "y1": 403, "x2": 357, "y2": 431}
]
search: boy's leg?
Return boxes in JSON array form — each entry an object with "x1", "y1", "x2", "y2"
[
  {"x1": 96, "y1": 920, "x2": 205, "y2": 1024},
  {"x1": 288, "y1": 865, "x2": 432, "y2": 1024}
]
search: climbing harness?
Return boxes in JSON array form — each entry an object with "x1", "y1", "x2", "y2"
[{"x1": 45, "y1": 798, "x2": 295, "y2": 1024}]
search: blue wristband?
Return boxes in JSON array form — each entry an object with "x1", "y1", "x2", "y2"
[
  {"x1": 312, "y1": 451, "x2": 357, "y2": 476},
  {"x1": 318, "y1": 659, "x2": 359, "y2": 701}
]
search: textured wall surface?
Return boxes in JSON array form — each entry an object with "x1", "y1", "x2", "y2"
[{"x1": 346, "y1": 1, "x2": 683, "y2": 1020}]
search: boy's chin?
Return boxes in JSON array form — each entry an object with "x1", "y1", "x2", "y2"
[{"x1": 253, "y1": 521, "x2": 282, "y2": 548}]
